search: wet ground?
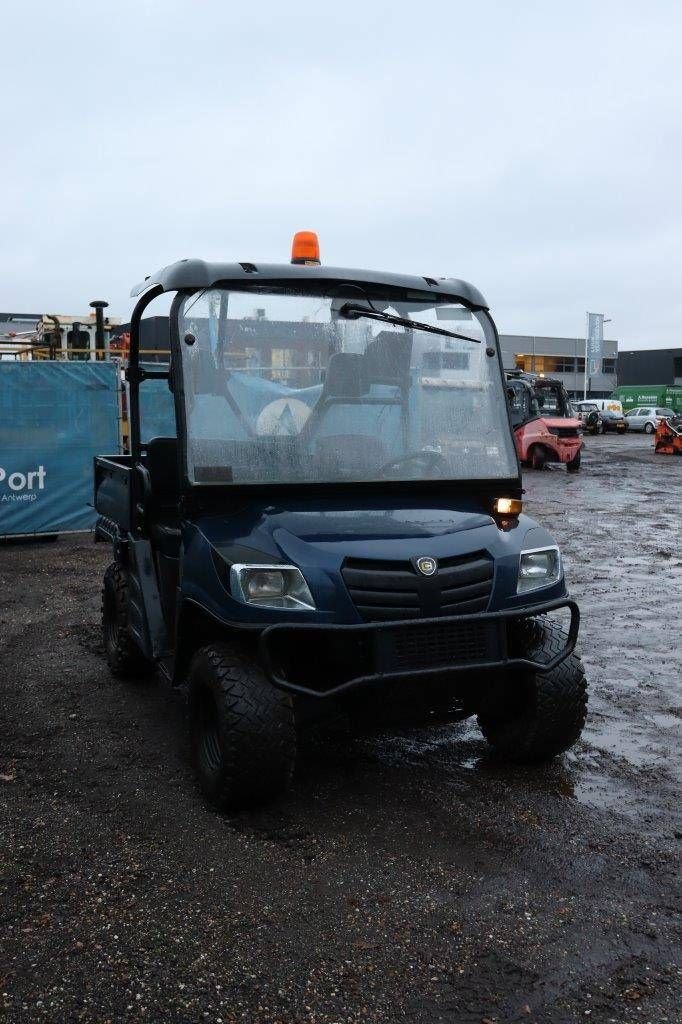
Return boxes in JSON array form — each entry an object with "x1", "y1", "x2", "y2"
[{"x1": 0, "y1": 433, "x2": 680, "y2": 1023}]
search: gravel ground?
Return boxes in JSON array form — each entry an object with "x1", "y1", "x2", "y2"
[{"x1": 0, "y1": 433, "x2": 680, "y2": 1023}]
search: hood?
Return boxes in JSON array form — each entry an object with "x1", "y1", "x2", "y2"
[
  {"x1": 539, "y1": 416, "x2": 582, "y2": 429},
  {"x1": 198, "y1": 502, "x2": 505, "y2": 567}
]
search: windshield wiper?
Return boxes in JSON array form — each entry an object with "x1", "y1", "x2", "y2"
[{"x1": 338, "y1": 303, "x2": 481, "y2": 343}]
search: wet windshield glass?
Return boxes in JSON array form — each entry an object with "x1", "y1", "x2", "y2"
[{"x1": 177, "y1": 288, "x2": 517, "y2": 485}]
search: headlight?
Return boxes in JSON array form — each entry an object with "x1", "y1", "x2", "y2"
[
  {"x1": 230, "y1": 564, "x2": 316, "y2": 610},
  {"x1": 517, "y1": 546, "x2": 562, "y2": 594},
  {"x1": 494, "y1": 497, "x2": 522, "y2": 516}
]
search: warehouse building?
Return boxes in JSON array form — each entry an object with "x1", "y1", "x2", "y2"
[
  {"x1": 121, "y1": 321, "x2": 620, "y2": 399},
  {"x1": 498, "y1": 334, "x2": 618, "y2": 399},
  {"x1": 3, "y1": 309, "x2": 621, "y2": 398},
  {"x1": 617, "y1": 347, "x2": 682, "y2": 387}
]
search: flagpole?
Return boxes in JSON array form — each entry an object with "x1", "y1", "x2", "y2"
[{"x1": 583, "y1": 312, "x2": 589, "y2": 400}]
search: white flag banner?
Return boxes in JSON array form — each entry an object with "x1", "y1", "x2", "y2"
[{"x1": 586, "y1": 313, "x2": 604, "y2": 376}]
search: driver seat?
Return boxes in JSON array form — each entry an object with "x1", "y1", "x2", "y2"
[{"x1": 144, "y1": 436, "x2": 181, "y2": 556}]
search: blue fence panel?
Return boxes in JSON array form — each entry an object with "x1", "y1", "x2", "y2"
[{"x1": 0, "y1": 361, "x2": 120, "y2": 537}]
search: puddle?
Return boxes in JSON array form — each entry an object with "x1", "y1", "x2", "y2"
[{"x1": 363, "y1": 683, "x2": 680, "y2": 826}]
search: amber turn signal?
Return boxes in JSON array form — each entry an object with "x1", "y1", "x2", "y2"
[
  {"x1": 494, "y1": 497, "x2": 522, "y2": 516},
  {"x1": 291, "y1": 231, "x2": 321, "y2": 265}
]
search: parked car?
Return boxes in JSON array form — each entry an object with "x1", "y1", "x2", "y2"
[
  {"x1": 624, "y1": 407, "x2": 676, "y2": 434},
  {"x1": 573, "y1": 401, "x2": 605, "y2": 435}
]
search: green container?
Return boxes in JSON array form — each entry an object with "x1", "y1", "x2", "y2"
[{"x1": 610, "y1": 385, "x2": 682, "y2": 413}]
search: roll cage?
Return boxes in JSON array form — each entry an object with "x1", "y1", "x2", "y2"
[
  {"x1": 505, "y1": 371, "x2": 573, "y2": 428},
  {"x1": 126, "y1": 261, "x2": 522, "y2": 508}
]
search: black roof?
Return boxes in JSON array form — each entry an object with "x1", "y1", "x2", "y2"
[
  {"x1": 131, "y1": 259, "x2": 488, "y2": 309},
  {"x1": 0, "y1": 312, "x2": 41, "y2": 323},
  {"x1": 507, "y1": 370, "x2": 564, "y2": 387}
]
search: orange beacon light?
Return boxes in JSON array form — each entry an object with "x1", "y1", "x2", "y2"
[{"x1": 291, "y1": 231, "x2": 321, "y2": 265}]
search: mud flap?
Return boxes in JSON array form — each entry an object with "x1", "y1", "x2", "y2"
[{"x1": 127, "y1": 538, "x2": 169, "y2": 660}]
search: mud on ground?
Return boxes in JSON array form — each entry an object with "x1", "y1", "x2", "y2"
[{"x1": 0, "y1": 433, "x2": 680, "y2": 1023}]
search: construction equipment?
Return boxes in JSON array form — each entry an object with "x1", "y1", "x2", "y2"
[
  {"x1": 0, "y1": 308, "x2": 121, "y2": 361},
  {"x1": 506, "y1": 371, "x2": 583, "y2": 471},
  {"x1": 654, "y1": 414, "x2": 682, "y2": 455}
]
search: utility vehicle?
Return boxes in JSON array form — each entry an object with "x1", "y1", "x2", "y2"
[
  {"x1": 94, "y1": 234, "x2": 588, "y2": 809},
  {"x1": 506, "y1": 371, "x2": 583, "y2": 471}
]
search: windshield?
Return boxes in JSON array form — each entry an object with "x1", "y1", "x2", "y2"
[
  {"x1": 177, "y1": 287, "x2": 517, "y2": 486},
  {"x1": 536, "y1": 390, "x2": 562, "y2": 414}
]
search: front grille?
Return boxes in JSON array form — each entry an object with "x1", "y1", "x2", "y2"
[
  {"x1": 342, "y1": 552, "x2": 494, "y2": 622},
  {"x1": 548, "y1": 426, "x2": 580, "y2": 438},
  {"x1": 389, "y1": 620, "x2": 492, "y2": 670}
]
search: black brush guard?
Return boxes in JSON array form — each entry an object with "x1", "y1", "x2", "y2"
[{"x1": 259, "y1": 598, "x2": 579, "y2": 698}]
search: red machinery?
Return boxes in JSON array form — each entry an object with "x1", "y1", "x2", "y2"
[
  {"x1": 654, "y1": 414, "x2": 682, "y2": 455},
  {"x1": 506, "y1": 372, "x2": 583, "y2": 472}
]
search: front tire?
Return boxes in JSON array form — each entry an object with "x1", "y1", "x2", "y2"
[
  {"x1": 530, "y1": 445, "x2": 546, "y2": 470},
  {"x1": 477, "y1": 620, "x2": 587, "y2": 763},
  {"x1": 566, "y1": 451, "x2": 581, "y2": 473},
  {"x1": 189, "y1": 644, "x2": 296, "y2": 810},
  {"x1": 101, "y1": 562, "x2": 152, "y2": 677}
]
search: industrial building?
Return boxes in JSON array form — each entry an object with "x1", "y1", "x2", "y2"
[
  {"x1": 617, "y1": 347, "x2": 682, "y2": 388},
  {"x1": 3, "y1": 309, "x2": 621, "y2": 398},
  {"x1": 498, "y1": 334, "x2": 618, "y2": 399},
  {"x1": 120, "y1": 323, "x2": 620, "y2": 398}
]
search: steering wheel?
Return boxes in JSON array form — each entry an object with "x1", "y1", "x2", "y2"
[{"x1": 378, "y1": 449, "x2": 449, "y2": 479}]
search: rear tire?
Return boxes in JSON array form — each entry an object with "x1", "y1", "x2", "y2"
[
  {"x1": 566, "y1": 451, "x2": 581, "y2": 473},
  {"x1": 644, "y1": 422, "x2": 655, "y2": 434},
  {"x1": 101, "y1": 562, "x2": 152, "y2": 677},
  {"x1": 189, "y1": 644, "x2": 296, "y2": 810},
  {"x1": 477, "y1": 619, "x2": 587, "y2": 763},
  {"x1": 530, "y1": 445, "x2": 546, "y2": 470}
]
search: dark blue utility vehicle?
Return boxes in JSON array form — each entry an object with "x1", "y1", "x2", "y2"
[{"x1": 94, "y1": 234, "x2": 587, "y2": 809}]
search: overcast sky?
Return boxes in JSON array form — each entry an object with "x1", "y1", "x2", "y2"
[{"x1": 2, "y1": 0, "x2": 681, "y2": 349}]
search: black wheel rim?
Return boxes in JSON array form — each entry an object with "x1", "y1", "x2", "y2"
[
  {"x1": 102, "y1": 582, "x2": 119, "y2": 654},
  {"x1": 196, "y1": 689, "x2": 223, "y2": 777}
]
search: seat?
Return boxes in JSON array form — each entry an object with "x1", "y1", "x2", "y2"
[
  {"x1": 324, "y1": 353, "x2": 366, "y2": 397},
  {"x1": 364, "y1": 331, "x2": 412, "y2": 388},
  {"x1": 144, "y1": 436, "x2": 181, "y2": 556}
]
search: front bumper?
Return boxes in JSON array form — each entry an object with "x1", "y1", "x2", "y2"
[{"x1": 259, "y1": 598, "x2": 579, "y2": 698}]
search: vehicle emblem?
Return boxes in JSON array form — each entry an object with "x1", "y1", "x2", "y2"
[{"x1": 415, "y1": 556, "x2": 437, "y2": 577}]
